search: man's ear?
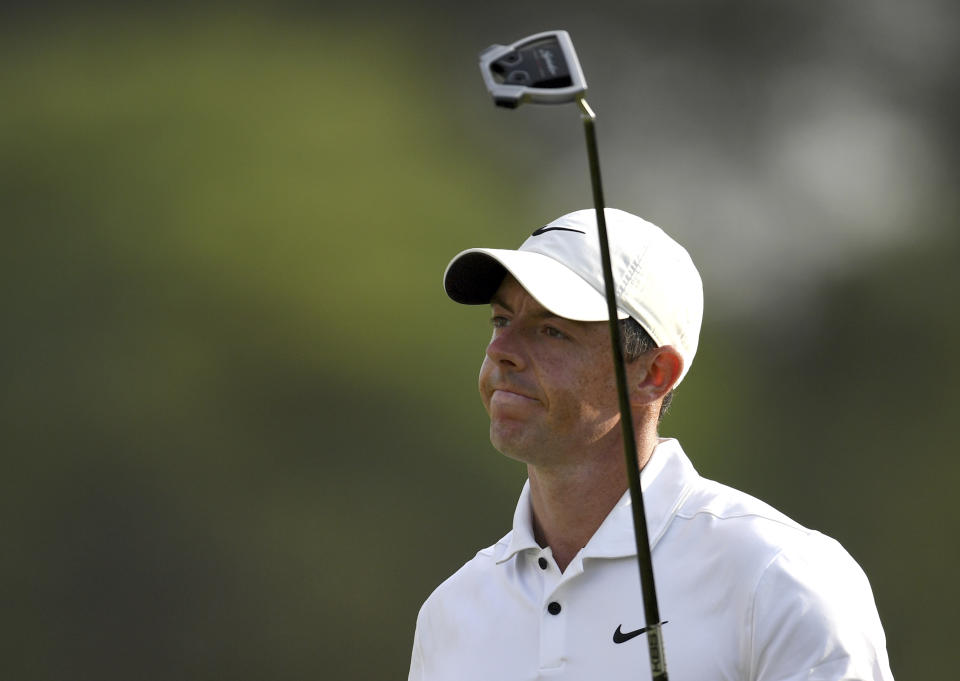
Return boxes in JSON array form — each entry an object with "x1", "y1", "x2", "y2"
[{"x1": 629, "y1": 346, "x2": 684, "y2": 407}]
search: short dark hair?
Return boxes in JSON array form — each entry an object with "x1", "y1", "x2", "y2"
[{"x1": 619, "y1": 317, "x2": 674, "y2": 421}]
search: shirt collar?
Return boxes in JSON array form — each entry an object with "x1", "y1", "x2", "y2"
[
  {"x1": 495, "y1": 438, "x2": 698, "y2": 565},
  {"x1": 495, "y1": 479, "x2": 540, "y2": 564}
]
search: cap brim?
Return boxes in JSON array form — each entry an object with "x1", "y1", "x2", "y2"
[{"x1": 443, "y1": 248, "x2": 628, "y2": 322}]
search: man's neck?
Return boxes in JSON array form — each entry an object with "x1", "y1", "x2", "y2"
[{"x1": 527, "y1": 427, "x2": 659, "y2": 573}]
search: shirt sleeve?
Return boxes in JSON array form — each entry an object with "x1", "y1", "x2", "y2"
[
  {"x1": 749, "y1": 533, "x2": 894, "y2": 681},
  {"x1": 407, "y1": 603, "x2": 426, "y2": 681}
]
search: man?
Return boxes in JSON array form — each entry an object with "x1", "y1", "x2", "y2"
[{"x1": 408, "y1": 208, "x2": 893, "y2": 680}]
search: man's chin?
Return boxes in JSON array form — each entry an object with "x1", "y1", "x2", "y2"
[{"x1": 489, "y1": 423, "x2": 538, "y2": 463}]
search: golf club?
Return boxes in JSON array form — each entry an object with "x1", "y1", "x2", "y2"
[{"x1": 478, "y1": 30, "x2": 669, "y2": 681}]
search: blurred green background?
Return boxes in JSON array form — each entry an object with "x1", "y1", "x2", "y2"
[{"x1": 2, "y1": 2, "x2": 957, "y2": 678}]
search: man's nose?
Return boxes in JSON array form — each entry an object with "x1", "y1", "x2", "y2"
[{"x1": 485, "y1": 328, "x2": 526, "y2": 370}]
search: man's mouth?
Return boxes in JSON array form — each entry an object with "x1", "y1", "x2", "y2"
[{"x1": 490, "y1": 388, "x2": 538, "y2": 406}]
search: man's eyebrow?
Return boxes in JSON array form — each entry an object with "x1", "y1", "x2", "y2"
[{"x1": 489, "y1": 294, "x2": 512, "y2": 312}]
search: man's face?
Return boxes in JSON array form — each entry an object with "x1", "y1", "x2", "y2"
[{"x1": 478, "y1": 275, "x2": 625, "y2": 466}]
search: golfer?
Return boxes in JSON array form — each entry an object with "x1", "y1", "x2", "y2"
[{"x1": 408, "y1": 208, "x2": 894, "y2": 680}]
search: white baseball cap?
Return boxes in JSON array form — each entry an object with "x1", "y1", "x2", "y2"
[{"x1": 443, "y1": 208, "x2": 704, "y2": 384}]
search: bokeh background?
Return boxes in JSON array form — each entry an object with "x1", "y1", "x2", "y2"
[{"x1": 3, "y1": 1, "x2": 957, "y2": 678}]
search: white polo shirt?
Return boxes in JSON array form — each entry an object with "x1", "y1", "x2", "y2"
[{"x1": 408, "y1": 439, "x2": 894, "y2": 680}]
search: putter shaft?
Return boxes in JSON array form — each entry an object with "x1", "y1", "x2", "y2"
[{"x1": 579, "y1": 97, "x2": 668, "y2": 681}]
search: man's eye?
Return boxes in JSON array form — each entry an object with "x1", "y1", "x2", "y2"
[
  {"x1": 543, "y1": 326, "x2": 566, "y2": 339},
  {"x1": 490, "y1": 316, "x2": 509, "y2": 328}
]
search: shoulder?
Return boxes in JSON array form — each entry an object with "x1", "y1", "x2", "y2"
[
  {"x1": 667, "y1": 475, "x2": 880, "y2": 617},
  {"x1": 430, "y1": 540, "x2": 501, "y2": 596},
  {"x1": 748, "y1": 533, "x2": 892, "y2": 679},
  {"x1": 410, "y1": 542, "x2": 503, "y2": 681},
  {"x1": 676, "y1": 476, "x2": 875, "y2": 570},
  {"x1": 416, "y1": 533, "x2": 508, "y2": 623},
  {"x1": 411, "y1": 532, "x2": 522, "y2": 677},
  {"x1": 673, "y1": 476, "x2": 892, "y2": 679}
]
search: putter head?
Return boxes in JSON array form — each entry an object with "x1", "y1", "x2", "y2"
[{"x1": 479, "y1": 30, "x2": 587, "y2": 108}]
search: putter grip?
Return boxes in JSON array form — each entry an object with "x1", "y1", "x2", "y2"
[{"x1": 647, "y1": 625, "x2": 668, "y2": 680}]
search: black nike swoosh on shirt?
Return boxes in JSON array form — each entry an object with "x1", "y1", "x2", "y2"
[
  {"x1": 612, "y1": 621, "x2": 668, "y2": 644},
  {"x1": 531, "y1": 226, "x2": 586, "y2": 236}
]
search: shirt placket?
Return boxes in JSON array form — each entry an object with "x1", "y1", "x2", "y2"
[{"x1": 536, "y1": 548, "x2": 574, "y2": 671}]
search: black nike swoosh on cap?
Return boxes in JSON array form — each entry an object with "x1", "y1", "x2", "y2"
[
  {"x1": 531, "y1": 226, "x2": 586, "y2": 236},
  {"x1": 612, "y1": 621, "x2": 669, "y2": 644}
]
